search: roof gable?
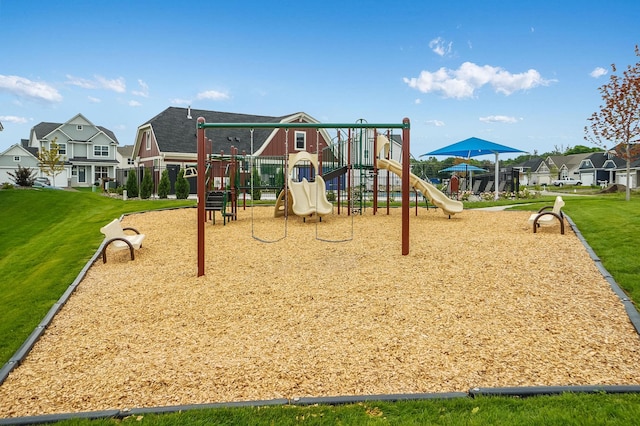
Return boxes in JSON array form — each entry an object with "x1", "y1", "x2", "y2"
[
  {"x1": 31, "y1": 114, "x2": 118, "y2": 144},
  {"x1": 141, "y1": 107, "x2": 298, "y2": 155}
]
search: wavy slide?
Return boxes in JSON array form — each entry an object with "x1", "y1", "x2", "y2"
[{"x1": 376, "y1": 135, "x2": 463, "y2": 217}]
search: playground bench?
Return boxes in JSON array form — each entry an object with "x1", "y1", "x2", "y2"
[
  {"x1": 99, "y1": 219, "x2": 145, "y2": 263},
  {"x1": 205, "y1": 191, "x2": 232, "y2": 225}
]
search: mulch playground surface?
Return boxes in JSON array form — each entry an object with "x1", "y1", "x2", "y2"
[{"x1": 1, "y1": 206, "x2": 639, "y2": 418}]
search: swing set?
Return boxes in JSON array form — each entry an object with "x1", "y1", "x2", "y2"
[{"x1": 195, "y1": 117, "x2": 411, "y2": 277}]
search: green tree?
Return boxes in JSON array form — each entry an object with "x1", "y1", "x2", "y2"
[
  {"x1": 37, "y1": 137, "x2": 65, "y2": 187},
  {"x1": 585, "y1": 45, "x2": 640, "y2": 201},
  {"x1": 140, "y1": 167, "x2": 153, "y2": 199},
  {"x1": 7, "y1": 165, "x2": 36, "y2": 187},
  {"x1": 125, "y1": 169, "x2": 139, "y2": 198},
  {"x1": 157, "y1": 169, "x2": 170, "y2": 199},
  {"x1": 251, "y1": 166, "x2": 261, "y2": 200},
  {"x1": 175, "y1": 168, "x2": 190, "y2": 199}
]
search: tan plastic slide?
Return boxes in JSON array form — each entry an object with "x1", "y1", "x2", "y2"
[
  {"x1": 277, "y1": 151, "x2": 333, "y2": 219},
  {"x1": 376, "y1": 135, "x2": 463, "y2": 217}
]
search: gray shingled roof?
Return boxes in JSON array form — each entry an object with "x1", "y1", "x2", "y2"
[
  {"x1": 144, "y1": 107, "x2": 292, "y2": 155},
  {"x1": 32, "y1": 121, "x2": 119, "y2": 144}
]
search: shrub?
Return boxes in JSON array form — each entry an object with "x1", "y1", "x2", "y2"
[
  {"x1": 7, "y1": 165, "x2": 36, "y2": 187},
  {"x1": 158, "y1": 169, "x2": 170, "y2": 199},
  {"x1": 1, "y1": 182, "x2": 14, "y2": 190},
  {"x1": 140, "y1": 168, "x2": 153, "y2": 199},
  {"x1": 251, "y1": 166, "x2": 261, "y2": 201},
  {"x1": 175, "y1": 168, "x2": 190, "y2": 199},
  {"x1": 125, "y1": 169, "x2": 139, "y2": 198},
  {"x1": 326, "y1": 191, "x2": 336, "y2": 202}
]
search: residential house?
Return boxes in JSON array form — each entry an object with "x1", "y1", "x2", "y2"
[
  {"x1": 578, "y1": 151, "x2": 625, "y2": 186},
  {"x1": 115, "y1": 145, "x2": 136, "y2": 186},
  {"x1": 0, "y1": 143, "x2": 39, "y2": 184},
  {"x1": 132, "y1": 107, "x2": 335, "y2": 193},
  {"x1": 545, "y1": 153, "x2": 591, "y2": 184},
  {"x1": 26, "y1": 113, "x2": 119, "y2": 187},
  {"x1": 514, "y1": 157, "x2": 551, "y2": 186}
]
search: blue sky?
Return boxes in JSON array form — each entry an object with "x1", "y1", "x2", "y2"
[{"x1": 1, "y1": 0, "x2": 638, "y2": 159}]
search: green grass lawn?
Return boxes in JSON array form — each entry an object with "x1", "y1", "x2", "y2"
[
  {"x1": 0, "y1": 188, "x2": 194, "y2": 363},
  {"x1": 1, "y1": 188, "x2": 639, "y2": 425}
]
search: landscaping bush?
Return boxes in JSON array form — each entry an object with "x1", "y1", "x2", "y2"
[
  {"x1": 7, "y1": 165, "x2": 36, "y2": 187},
  {"x1": 140, "y1": 168, "x2": 153, "y2": 199},
  {"x1": 175, "y1": 168, "x2": 190, "y2": 199},
  {"x1": 251, "y1": 166, "x2": 261, "y2": 200},
  {"x1": 157, "y1": 169, "x2": 170, "y2": 199},
  {"x1": 125, "y1": 169, "x2": 139, "y2": 198}
]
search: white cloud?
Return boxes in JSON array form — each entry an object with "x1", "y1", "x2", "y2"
[
  {"x1": 196, "y1": 90, "x2": 230, "y2": 101},
  {"x1": 414, "y1": 98, "x2": 421, "y2": 104},
  {"x1": 132, "y1": 79, "x2": 149, "y2": 97},
  {"x1": 87, "y1": 96, "x2": 101, "y2": 103},
  {"x1": 65, "y1": 74, "x2": 97, "y2": 89},
  {"x1": 0, "y1": 75, "x2": 62, "y2": 103},
  {"x1": 479, "y1": 115, "x2": 519, "y2": 124},
  {"x1": 403, "y1": 61, "x2": 554, "y2": 99},
  {"x1": 66, "y1": 74, "x2": 126, "y2": 93},
  {"x1": 429, "y1": 37, "x2": 452, "y2": 57},
  {"x1": 590, "y1": 67, "x2": 608, "y2": 78},
  {"x1": 426, "y1": 119, "x2": 445, "y2": 127},
  {"x1": 128, "y1": 100, "x2": 141, "y2": 107},
  {"x1": 95, "y1": 75, "x2": 126, "y2": 93},
  {"x1": 0, "y1": 115, "x2": 28, "y2": 124},
  {"x1": 171, "y1": 98, "x2": 192, "y2": 105}
]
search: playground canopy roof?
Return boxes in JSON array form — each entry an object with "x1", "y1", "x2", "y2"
[
  {"x1": 421, "y1": 137, "x2": 524, "y2": 159},
  {"x1": 439, "y1": 163, "x2": 487, "y2": 173},
  {"x1": 423, "y1": 137, "x2": 525, "y2": 200}
]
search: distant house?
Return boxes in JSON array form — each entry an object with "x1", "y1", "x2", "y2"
[
  {"x1": 0, "y1": 143, "x2": 39, "y2": 184},
  {"x1": 578, "y1": 151, "x2": 625, "y2": 186},
  {"x1": 546, "y1": 153, "x2": 591, "y2": 183},
  {"x1": 515, "y1": 157, "x2": 551, "y2": 186},
  {"x1": 132, "y1": 107, "x2": 334, "y2": 192},
  {"x1": 26, "y1": 113, "x2": 119, "y2": 187},
  {"x1": 116, "y1": 145, "x2": 136, "y2": 185}
]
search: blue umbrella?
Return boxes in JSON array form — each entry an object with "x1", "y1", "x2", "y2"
[
  {"x1": 422, "y1": 137, "x2": 524, "y2": 158},
  {"x1": 439, "y1": 163, "x2": 487, "y2": 173},
  {"x1": 423, "y1": 137, "x2": 525, "y2": 199}
]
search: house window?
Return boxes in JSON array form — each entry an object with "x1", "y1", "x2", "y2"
[
  {"x1": 72, "y1": 166, "x2": 77, "y2": 176},
  {"x1": 94, "y1": 145, "x2": 109, "y2": 157},
  {"x1": 95, "y1": 166, "x2": 108, "y2": 182},
  {"x1": 127, "y1": 158, "x2": 134, "y2": 165},
  {"x1": 145, "y1": 131, "x2": 151, "y2": 151},
  {"x1": 77, "y1": 125, "x2": 83, "y2": 131},
  {"x1": 57, "y1": 143, "x2": 66, "y2": 155},
  {"x1": 13, "y1": 156, "x2": 20, "y2": 162},
  {"x1": 295, "y1": 131, "x2": 306, "y2": 151}
]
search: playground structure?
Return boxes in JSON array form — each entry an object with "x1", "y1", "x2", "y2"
[
  {"x1": 274, "y1": 151, "x2": 333, "y2": 220},
  {"x1": 195, "y1": 118, "x2": 412, "y2": 276},
  {"x1": 375, "y1": 135, "x2": 463, "y2": 217}
]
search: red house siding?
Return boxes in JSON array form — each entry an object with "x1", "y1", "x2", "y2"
[{"x1": 260, "y1": 128, "x2": 331, "y2": 156}]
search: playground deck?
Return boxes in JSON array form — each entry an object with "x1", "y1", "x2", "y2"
[{"x1": 1, "y1": 207, "x2": 639, "y2": 418}]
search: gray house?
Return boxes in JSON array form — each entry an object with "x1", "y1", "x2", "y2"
[
  {"x1": 26, "y1": 113, "x2": 119, "y2": 187},
  {"x1": 0, "y1": 143, "x2": 39, "y2": 184}
]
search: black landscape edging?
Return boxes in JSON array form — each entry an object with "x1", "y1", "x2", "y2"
[
  {"x1": 293, "y1": 392, "x2": 468, "y2": 406},
  {"x1": 0, "y1": 409, "x2": 120, "y2": 426},
  {"x1": 2, "y1": 208, "x2": 640, "y2": 425},
  {"x1": 470, "y1": 384, "x2": 640, "y2": 398},
  {"x1": 125, "y1": 398, "x2": 290, "y2": 416}
]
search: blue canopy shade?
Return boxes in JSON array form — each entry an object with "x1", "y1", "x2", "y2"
[
  {"x1": 439, "y1": 163, "x2": 487, "y2": 173},
  {"x1": 421, "y1": 137, "x2": 524, "y2": 158},
  {"x1": 423, "y1": 137, "x2": 525, "y2": 200}
]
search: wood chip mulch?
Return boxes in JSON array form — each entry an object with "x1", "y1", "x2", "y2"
[{"x1": 1, "y1": 206, "x2": 639, "y2": 418}]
